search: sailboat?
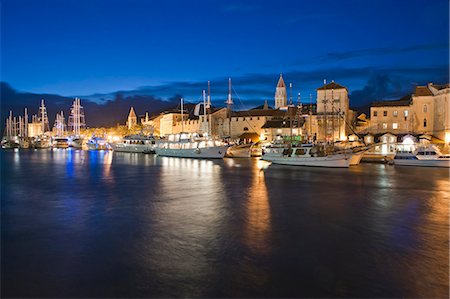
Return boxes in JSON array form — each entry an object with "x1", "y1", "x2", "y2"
[{"x1": 155, "y1": 91, "x2": 229, "y2": 159}]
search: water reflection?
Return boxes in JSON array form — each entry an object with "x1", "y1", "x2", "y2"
[
  {"x1": 138, "y1": 157, "x2": 226, "y2": 297},
  {"x1": 243, "y1": 161, "x2": 271, "y2": 255}
]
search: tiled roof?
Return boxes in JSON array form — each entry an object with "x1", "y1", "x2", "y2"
[
  {"x1": 414, "y1": 86, "x2": 433, "y2": 96},
  {"x1": 317, "y1": 82, "x2": 346, "y2": 90},
  {"x1": 431, "y1": 83, "x2": 450, "y2": 90},
  {"x1": 371, "y1": 95, "x2": 412, "y2": 107}
]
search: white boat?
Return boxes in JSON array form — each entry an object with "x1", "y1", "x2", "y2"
[
  {"x1": 1, "y1": 139, "x2": 19, "y2": 149},
  {"x1": 155, "y1": 133, "x2": 228, "y2": 159},
  {"x1": 394, "y1": 145, "x2": 450, "y2": 167},
  {"x1": 226, "y1": 143, "x2": 253, "y2": 158},
  {"x1": 261, "y1": 143, "x2": 350, "y2": 168},
  {"x1": 112, "y1": 134, "x2": 156, "y2": 154},
  {"x1": 69, "y1": 136, "x2": 83, "y2": 149},
  {"x1": 86, "y1": 137, "x2": 111, "y2": 150},
  {"x1": 53, "y1": 137, "x2": 70, "y2": 149}
]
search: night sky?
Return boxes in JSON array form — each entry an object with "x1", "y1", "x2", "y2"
[{"x1": 1, "y1": 0, "x2": 449, "y2": 111}]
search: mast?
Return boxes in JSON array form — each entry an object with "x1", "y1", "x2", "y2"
[
  {"x1": 69, "y1": 97, "x2": 85, "y2": 136},
  {"x1": 289, "y1": 83, "x2": 293, "y2": 142},
  {"x1": 181, "y1": 97, "x2": 184, "y2": 132},
  {"x1": 203, "y1": 90, "x2": 207, "y2": 134},
  {"x1": 39, "y1": 99, "x2": 49, "y2": 133},
  {"x1": 24, "y1": 108, "x2": 28, "y2": 138},
  {"x1": 207, "y1": 81, "x2": 212, "y2": 136},
  {"x1": 323, "y1": 80, "x2": 327, "y2": 142},
  {"x1": 297, "y1": 92, "x2": 302, "y2": 141},
  {"x1": 331, "y1": 88, "x2": 335, "y2": 142},
  {"x1": 309, "y1": 94, "x2": 312, "y2": 142},
  {"x1": 226, "y1": 78, "x2": 233, "y2": 137}
]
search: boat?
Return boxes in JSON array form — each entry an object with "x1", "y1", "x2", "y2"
[
  {"x1": 155, "y1": 132, "x2": 228, "y2": 159},
  {"x1": 394, "y1": 145, "x2": 450, "y2": 167},
  {"x1": 33, "y1": 135, "x2": 51, "y2": 149},
  {"x1": 261, "y1": 143, "x2": 350, "y2": 168},
  {"x1": 1, "y1": 138, "x2": 19, "y2": 149},
  {"x1": 53, "y1": 137, "x2": 70, "y2": 149},
  {"x1": 19, "y1": 138, "x2": 30, "y2": 149},
  {"x1": 111, "y1": 134, "x2": 156, "y2": 153},
  {"x1": 226, "y1": 143, "x2": 253, "y2": 158},
  {"x1": 86, "y1": 136, "x2": 111, "y2": 150},
  {"x1": 69, "y1": 136, "x2": 84, "y2": 149}
]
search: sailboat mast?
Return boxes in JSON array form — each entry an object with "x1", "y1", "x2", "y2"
[
  {"x1": 207, "y1": 81, "x2": 212, "y2": 136},
  {"x1": 203, "y1": 90, "x2": 207, "y2": 134},
  {"x1": 24, "y1": 108, "x2": 28, "y2": 138},
  {"x1": 323, "y1": 80, "x2": 327, "y2": 143},
  {"x1": 181, "y1": 97, "x2": 184, "y2": 132},
  {"x1": 227, "y1": 78, "x2": 232, "y2": 137}
]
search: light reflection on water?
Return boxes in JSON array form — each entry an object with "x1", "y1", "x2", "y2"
[{"x1": 1, "y1": 150, "x2": 449, "y2": 298}]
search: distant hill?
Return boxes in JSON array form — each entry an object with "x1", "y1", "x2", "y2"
[{"x1": 0, "y1": 82, "x2": 178, "y2": 127}]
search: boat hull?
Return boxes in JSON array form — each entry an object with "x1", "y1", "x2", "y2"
[
  {"x1": 349, "y1": 151, "x2": 365, "y2": 166},
  {"x1": 226, "y1": 144, "x2": 251, "y2": 158},
  {"x1": 394, "y1": 159, "x2": 450, "y2": 167},
  {"x1": 155, "y1": 146, "x2": 228, "y2": 159},
  {"x1": 262, "y1": 154, "x2": 350, "y2": 168},
  {"x1": 112, "y1": 143, "x2": 155, "y2": 154}
]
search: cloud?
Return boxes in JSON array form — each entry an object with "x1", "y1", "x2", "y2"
[{"x1": 312, "y1": 43, "x2": 449, "y2": 63}]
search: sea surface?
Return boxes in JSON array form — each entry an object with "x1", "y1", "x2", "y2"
[{"x1": 1, "y1": 149, "x2": 449, "y2": 298}]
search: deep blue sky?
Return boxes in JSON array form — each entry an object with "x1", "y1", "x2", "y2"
[{"x1": 1, "y1": 0, "x2": 449, "y2": 107}]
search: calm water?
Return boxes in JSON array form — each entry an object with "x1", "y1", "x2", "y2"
[{"x1": 1, "y1": 149, "x2": 449, "y2": 298}]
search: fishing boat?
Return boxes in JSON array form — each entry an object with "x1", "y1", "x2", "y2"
[
  {"x1": 155, "y1": 132, "x2": 228, "y2": 159},
  {"x1": 261, "y1": 143, "x2": 350, "y2": 168},
  {"x1": 86, "y1": 136, "x2": 111, "y2": 150},
  {"x1": 112, "y1": 134, "x2": 156, "y2": 154},
  {"x1": 394, "y1": 145, "x2": 450, "y2": 167}
]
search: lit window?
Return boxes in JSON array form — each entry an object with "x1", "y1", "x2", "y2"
[
  {"x1": 404, "y1": 110, "x2": 409, "y2": 117},
  {"x1": 393, "y1": 110, "x2": 398, "y2": 117},
  {"x1": 424, "y1": 118, "x2": 427, "y2": 128},
  {"x1": 382, "y1": 123, "x2": 388, "y2": 129},
  {"x1": 423, "y1": 105, "x2": 427, "y2": 113},
  {"x1": 373, "y1": 111, "x2": 378, "y2": 117},
  {"x1": 393, "y1": 123, "x2": 398, "y2": 129},
  {"x1": 383, "y1": 111, "x2": 387, "y2": 116}
]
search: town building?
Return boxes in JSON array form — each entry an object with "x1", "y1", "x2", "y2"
[
  {"x1": 274, "y1": 74, "x2": 287, "y2": 109},
  {"x1": 366, "y1": 83, "x2": 450, "y2": 143}
]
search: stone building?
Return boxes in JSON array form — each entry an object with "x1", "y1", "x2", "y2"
[
  {"x1": 315, "y1": 81, "x2": 351, "y2": 141},
  {"x1": 367, "y1": 83, "x2": 450, "y2": 143}
]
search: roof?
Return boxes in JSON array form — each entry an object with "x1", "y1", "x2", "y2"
[
  {"x1": 128, "y1": 107, "x2": 137, "y2": 118},
  {"x1": 414, "y1": 86, "x2": 433, "y2": 96},
  {"x1": 317, "y1": 82, "x2": 347, "y2": 91},
  {"x1": 232, "y1": 109, "x2": 286, "y2": 117},
  {"x1": 262, "y1": 119, "x2": 304, "y2": 128},
  {"x1": 430, "y1": 83, "x2": 450, "y2": 90},
  {"x1": 276, "y1": 74, "x2": 286, "y2": 88},
  {"x1": 371, "y1": 95, "x2": 412, "y2": 107}
]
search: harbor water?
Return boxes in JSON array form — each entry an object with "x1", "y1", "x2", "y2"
[{"x1": 1, "y1": 149, "x2": 449, "y2": 297}]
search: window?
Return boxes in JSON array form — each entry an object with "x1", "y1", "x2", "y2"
[
  {"x1": 423, "y1": 105, "x2": 427, "y2": 113},
  {"x1": 257, "y1": 117, "x2": 260, "y2": 120},
  {"x1": 243, "y1": 127, "x2": 249, "y2": 131},
  {"x1": 404, "y1": 110, "x2": 409, "y2": 117},
  {"x1": 250, "y1": 117, "x2": 252, "y2": 120},
  {"x1": 393, "y1": 123, "x2": 398, "y2": 129},
  {"x1": 382, "y1": 123, "x2": 388, "y2": 129},
  {"x1": 236, "y1": 118, "x2": 238, "y2": 121},
  {"x1": 393, "y1": 110, "x2": 398, "y2": 117},
  {"x1": 243, "y1": 117, "x2": 246, "y2": 121},
  {"x1": 383, "y1": 111, "x2": 387, "y2": 117},
  {"x1": 373, "y1": 111, "x2": 378, "y2": 117},
  {"x1": 424, "y1": 118, "x2": 427, "y2": 128}
]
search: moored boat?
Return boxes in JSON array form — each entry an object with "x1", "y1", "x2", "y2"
[
  {"x1": 261, "y1": 143, "x2": 350, "y2": 168},
  {"x1": 53, "y1": 137, "x2": 70, "y2": 149},
  {"x1": 86, "y1": 136, "x2": 111, "y2": 150},
  {"x1": 394, "y1": 145, "x2": 450, "y2": 167},
  {"x1": 155, "y1": 133, "x2": 228, "y2": 159},
  {"x1": 112, "y1": 134, "x2": 156, "y2": 154}
]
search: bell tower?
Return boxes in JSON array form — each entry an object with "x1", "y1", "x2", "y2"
[{"x1": 275, "y1": 74, "x2": 287, "y2": 109}]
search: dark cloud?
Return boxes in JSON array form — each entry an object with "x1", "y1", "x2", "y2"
[{"x1": 310, "y1": 43, "x2": 449, "y2": 63}]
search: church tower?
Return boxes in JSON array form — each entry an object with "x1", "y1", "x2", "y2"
[
  {"x1": 274, "y1": 74, "x2": 287, "y2": 109},
  {"x1": 127, "y1": 107, "x2": 137, "y2": 130}
]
